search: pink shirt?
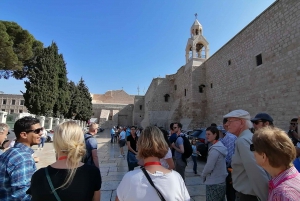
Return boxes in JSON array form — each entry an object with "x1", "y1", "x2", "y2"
[{"x1": 268, "y1": 166, "x2": 300, "y2": 201}]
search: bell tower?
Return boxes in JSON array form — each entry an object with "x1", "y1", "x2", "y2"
[{"x1": 185, "y1": 14, "x2": 209, "y2": 67}]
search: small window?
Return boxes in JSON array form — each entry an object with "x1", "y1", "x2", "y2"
[
  {"x1": 256, "y1": 54, "x2": 262, "y2": 66},
  {"x1": 19, "y1": 110, "x2": 23, "y2": 113},
  {"x1": 1, "y1": 109, "x2": 5, "y2": 111},
  {"x1": 184, "y1": 89, "x2": 187, "y2": 96},
  {"x1": 10, "y1": 109, "x2": 14, "y2": 114},
  {"x1": 199, "y1": 86, "x2": 203, "y2": 93},
  {"x1": 12, "y1": 100, "x2": 15, "y2": 105},
  {"x1": 164, "y1": 94, "x2": 170, "y2": 102},
  {"x1": 109, "y1": 116, "x2": 112, "y2": 120},
  {"x1": 228, "y1": 60, "x2": 231, "y2": 66},
  {"x1": 20, "y1": 100, "x2": 24, "y2": 105},
  {"x1": 211, "y1": 83, "x2": 213, "y2": 88},
  {"x1": 139, "y1": 105, "x2": 142, "y2": 110},
  {"x1": 174, "y1": 85, "x2": 177, "y2": 90},
  {"x1": 2, "y1": 99, "x2": 7, "y2": 105}
]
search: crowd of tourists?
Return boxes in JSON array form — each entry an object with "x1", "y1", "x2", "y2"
[{"x1": 0, "y1": 109, "x2": 299, "y2": 201}]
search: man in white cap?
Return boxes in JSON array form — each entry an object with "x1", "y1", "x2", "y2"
[{"x1": 224, "y1": 109, "x2": 269, "y2": 201}]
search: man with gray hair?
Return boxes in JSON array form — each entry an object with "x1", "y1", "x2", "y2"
[
  {"x1": 0, "y1": 123, "x2": 9, "y2": 155},
  {"x1": 224, "y1": 109, "x2": 269, "y2": 201}
]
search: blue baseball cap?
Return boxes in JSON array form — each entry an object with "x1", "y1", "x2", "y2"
[{"x1": 251, "y1": 113, "x2": 273, "y2": 122}]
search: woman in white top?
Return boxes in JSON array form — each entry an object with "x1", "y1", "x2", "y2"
[
  {"x1": 159, "y1": 128, "x2": 175, "y2": 170},
  {"x1": 116, "y1": 126, "x2": 190, "y2": 201}
]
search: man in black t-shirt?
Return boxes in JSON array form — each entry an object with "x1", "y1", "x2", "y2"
[{"x1": 126, "y1": 126, "x2": 138, "y2": 171}]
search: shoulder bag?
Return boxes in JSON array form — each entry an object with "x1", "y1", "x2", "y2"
[
  {"x1": 45, "y1": 167, "x2": 62, "y2": 201},
  {"x1": 141, "y1": 167, "x2": 166, "y2": 201}
]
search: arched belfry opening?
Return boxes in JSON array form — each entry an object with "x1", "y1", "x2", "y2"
[{"x1": 185, "y1": 14, "x2": 209, "y2": 64}]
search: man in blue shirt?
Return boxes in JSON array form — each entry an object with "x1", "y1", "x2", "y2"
[
  {"x1": 0, "y1": 116, "x2": 42, "y2": 201},
  {"x1": 84, "y1": 123, "x2": 100, "y2": 168},
  {"x1": 110, "y1": 126, "x2": 116, "y2": 143}
]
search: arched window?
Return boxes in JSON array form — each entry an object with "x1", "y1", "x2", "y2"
[{"x1": 164, "y1": 94, "x2": 170, "y2": 102}]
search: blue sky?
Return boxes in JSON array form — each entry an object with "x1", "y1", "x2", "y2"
[{"x1": 0, "y1": 0, "x2": 275, "y2": 95}]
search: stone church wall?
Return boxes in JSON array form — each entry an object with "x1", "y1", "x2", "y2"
[
  {"x1": 141, "y1": 0, "x2": 299, "y2": 130},
  {"x1": 204, "y1": 0, "x2": 300, "y2": 129}
]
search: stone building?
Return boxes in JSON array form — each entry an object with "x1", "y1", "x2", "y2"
[
  {"x1": 0, "y1": 94, "x2": 28, "y2": 114},
  {"x1": 91, "y1": 90, "x2": 143, "y2": 128},
  {"x1": 140, "y1": 0, "x2": 300, "y2": 130}
]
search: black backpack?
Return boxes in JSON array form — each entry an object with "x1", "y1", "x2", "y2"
[
  {"x1": 176, "y1": 135, "x2": 193, "y2": 159},
  {"x1": 82, "y1": 135, "x2": 93, "y2": 163}
]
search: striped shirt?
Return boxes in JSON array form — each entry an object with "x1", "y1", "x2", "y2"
[
  {"x1": 0, "y1": 142, "x2": 36, "y2": 201},
  {"x1": 220, "y1": 131, "x2": 237, "y2": 167},
  {"x1": 268, "y1": 166, "x2": 300, "y2": 201}
]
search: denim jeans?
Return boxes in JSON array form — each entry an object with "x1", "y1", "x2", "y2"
[
  {"x1": 192, "y1": 155, "x2": 197, "y2": 173},
  {"x1": 111, "y1": 134, "x2": 115, "y2": 143},
  {"x1": 38, "y1": 137, "x2": 46, "y2": 148}
]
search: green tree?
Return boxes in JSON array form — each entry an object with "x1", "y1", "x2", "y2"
[
  {"x1": 0, "y1": 21, "x2": 43, "y2": 79},
  {"x1": 53, "y1": 54, "x2": 71, "y2": 118},
  {"x1": 65, "y1": 81, "x2": 81, "y2": 119},
  {"x1": 75, "y1": 78, "x2": 93, "y2": 121},
  {"x1": 22, "y1": 43, "x2": 59, "y2": 115}
]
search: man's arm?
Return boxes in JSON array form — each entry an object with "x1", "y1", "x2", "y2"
[
  {"x1": 238, "y1": 138, "x2": 269, "y2": 201},
  {"x1": 8, "y1": 157, "x2": 35, "y2": 201},
  {"x1": 171, "y1": 137, "x2": 184, "y2": 153},
  {"x1": 89, "y1": 138, "x2": 99, "y2": 168},
  {"x1": 91, "y1": 150, "x2": 99, "y2": 168}
]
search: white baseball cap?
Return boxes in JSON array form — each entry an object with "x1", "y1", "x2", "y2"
[{"x1": 223, "y1": 109, "x2": 251, "y2": 120}]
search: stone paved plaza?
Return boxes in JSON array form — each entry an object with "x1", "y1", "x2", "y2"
[{"x1": 33, "y1": 129, "x2": 207, "y2": 201}]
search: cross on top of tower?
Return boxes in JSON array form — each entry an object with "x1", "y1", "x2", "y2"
[{"x1": 195, "y1": 13, "x2": 198, "y2": 19}]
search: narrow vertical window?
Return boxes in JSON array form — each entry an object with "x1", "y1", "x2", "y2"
[
  {"x1": 174, "y1": 85, "x2": 177, "y2": 90},
  {"x1": 139, "y1": 105, "x2": 142, "y2": 110},
  {"x1": 184, "y1": 89, "x2": 187, "y2": 96},
  {"x1": 256, "y1": 54, "x2": 262, "y2": 66},
  {"x1": 211, "y1": 83, "x2": 213, "y2": 88}
]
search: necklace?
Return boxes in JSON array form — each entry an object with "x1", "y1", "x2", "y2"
[
  {"x1": 58, "y1": 156, "x2": 68, "y2": 160},
  {"x1": 144, "y1": 161, "x2": 161, "y2": 166}
]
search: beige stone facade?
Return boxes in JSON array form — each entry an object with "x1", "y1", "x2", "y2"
[
  {"x1": 141, "y1": 0, "x2": 300, "y2": 130},
  {"x1": 0, "y1": 94, "x2": 28, "y2": 114}
]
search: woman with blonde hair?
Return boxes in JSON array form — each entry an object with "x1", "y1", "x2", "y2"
[
  {"x1": 116, "y1": 126, "x2": 190, "y2": 201},
  {"x1": 27, "y1": 121, "x2": 101, "y2": 201},
  {"x1": 252, "y1": 126, "x2": 300, "y2": 201}
]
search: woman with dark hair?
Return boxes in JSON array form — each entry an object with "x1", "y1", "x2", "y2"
[{"x1": 201, "y1": 126, "x2": 228, "y2": 201}]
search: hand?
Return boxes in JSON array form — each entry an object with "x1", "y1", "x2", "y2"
[
  {"x1": 290, "y1": 125, "x2": 296, "y2": 131},
  {"x1": 171, "y1": 142, "x2": 176, "y2": 149}
]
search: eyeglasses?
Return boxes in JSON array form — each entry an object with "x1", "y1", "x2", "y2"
[
  {"x1": 252, "y1": 120, "x2": 263, "y2": 125},
  {"x1": 290, "y1": 123, "x2": 297, "y2": 126},
  {"x1": 250, "y1": 144, "x2": 255, "y2": 151},
  {"x1": 173, "y1": 127, "x2": 178, "y2": 129},
  {"x1": 26, "y1": 127, "x2": 43, "y2": 134},
  {"x1": 227, "y1": 119, "x2": 241, "y2": 124}
]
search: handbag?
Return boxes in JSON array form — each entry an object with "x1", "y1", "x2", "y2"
[
  {"x1": 45, "y1": 167, "x2": 62, "y2": 201},
  {"x1": 141, "y1": 167, "x2": 166, "y2": 201}
]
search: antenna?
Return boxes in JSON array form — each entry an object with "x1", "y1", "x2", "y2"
[{"x1": 137, "y1": 86, "x2": 140, "y2": 95}]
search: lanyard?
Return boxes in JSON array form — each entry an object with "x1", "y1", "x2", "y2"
[
  {"x1": 144, "y1": 162, "x2": 162, "y2": 167},
  {"x1": 58, "y1": 156, "x2": 67, "y2": 160}
]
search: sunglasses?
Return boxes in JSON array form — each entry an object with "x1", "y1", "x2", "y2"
[
  {"x1": 252, "y1": 120, "x2": 263, "y2": 125},
  {"x1": 290, "y1": 123, "x2": 297, "y2": 126},
  {"x1": 250, "y1": 144, "x2": 255, "y2": 151},
  {"x1": 26, "y1": 127, "x2": 43, "y2": 134}
]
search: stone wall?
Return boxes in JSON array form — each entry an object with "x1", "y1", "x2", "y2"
[
  {"x1": 205, "y1": 0, "x2": 300, "y2": 129},
  {"x1": 141, "y1": 0, "x2": 300, "y2": 130},
  {"x1": 0, "y1": 94, "x2": 28, "y2": 114},
  {"x1": 91, "y1": 90, "x2": 134, "y2": 104}
]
